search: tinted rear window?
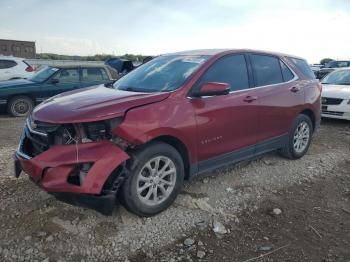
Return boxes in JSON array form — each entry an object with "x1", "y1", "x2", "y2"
[
  {"x1": 288, "y1": 58, "x2": 315, "y2": 79},
  {"x1": 0, "y1": 59, "x2": 17, "y2": 69},
  {"x1": 251, "y1": 54, "x2": 283, "y2": 86}
]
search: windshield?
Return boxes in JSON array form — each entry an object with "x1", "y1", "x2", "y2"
[
  {"x1": 29, "y1": 67, "x2": 59, "y2": 82},
  {"x1": 113, "y1": 55, "x2": 209, "y2": 92},
  {"x1": 322, "y1": 70, "x2": 350, "y2": 85}
]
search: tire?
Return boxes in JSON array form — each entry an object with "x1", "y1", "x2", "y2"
[
  {"x1": 279, "y1": 114, "x2": 313, "y2": 159},
  {"x1": 120, "y1": 141, "x2": 184, "y2": 217},
  {"x1": 7, "y1": 96, "x2": 34, "y2": 117}
]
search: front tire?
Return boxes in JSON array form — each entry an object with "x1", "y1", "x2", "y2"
[
  {"x1": 7, "y1": 96, "x2": 34, "y2": 117},
  {"x1": 120, "y1": 142, "x2": 184, "y2": 217},
  {"x1": 280, "y1": 114, "x2": 313, "y2": 159}
]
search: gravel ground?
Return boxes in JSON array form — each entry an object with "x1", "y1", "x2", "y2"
[{"x1": 0, "y1": 116, "x2": 349, "y2": 262}]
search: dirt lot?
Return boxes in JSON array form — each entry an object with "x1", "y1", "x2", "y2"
[{"x1": 0, "y1": 116, "x2": 349, "y2": 262}]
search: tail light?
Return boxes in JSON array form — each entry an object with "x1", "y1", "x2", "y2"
[
  {"x1": 23, "y1": 61, "x2": 34, "y2": 72},
  {"x1": 25, "y1": 66, "x2": 34, "y2": 72}
]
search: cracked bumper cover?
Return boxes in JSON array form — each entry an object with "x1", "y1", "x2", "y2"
[{"x1": 14, "y1": 141, "x2": 129, "y2": 215}]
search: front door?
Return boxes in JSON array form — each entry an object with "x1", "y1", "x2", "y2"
[
  {"x1": 189, "y1": 54, "x2": 259, "y2": 171},
  {"x1": 39, "y1": 68, "x2": 81, "y2": 101}
]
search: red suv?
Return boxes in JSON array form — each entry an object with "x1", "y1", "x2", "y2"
[{"x1": 14, "y1": 49, "x2": 321, "y2": 216}]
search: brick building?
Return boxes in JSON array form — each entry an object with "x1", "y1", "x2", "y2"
[{"x1": 0, "y1": 39, "x2": 36, "y2": 59}]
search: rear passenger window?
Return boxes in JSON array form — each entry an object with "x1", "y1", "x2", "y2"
[
  {"x1": 82, "y1": 68, "x2": 109, "y2": 81},
  {"x1": 288, "y1": 58, "x2": 315, "y2": 79},
  {"x1": 280, "y1": 61, "x2": 294, "y2": 82},
  {"x1": 54, "y1": 69, "x2": 80, "y2": 83},
  {"x1": 0, "y1": 60, "x2": 17, "y2": 69},
  {"x1": 251, "y1": 55, "x2": 283, "y2": 86},
  {"x1": 197, "y1": 54, "x2": 249, "y2": 91}
]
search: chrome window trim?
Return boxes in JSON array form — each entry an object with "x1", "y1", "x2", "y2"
[
  {"x1": 187, "y1": 57, "x2": 299, "y2": 99},
  {"x1": 188, "y1": 71, "x2": 299, "y2": 99}
]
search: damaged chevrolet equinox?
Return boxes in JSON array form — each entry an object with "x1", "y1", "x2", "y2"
[{"x1": 15, "y1": 49, "x2": 321, "y2": 216}]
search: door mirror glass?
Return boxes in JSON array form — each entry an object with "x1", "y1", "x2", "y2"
[{"x1": 194, "y1": 82, "x2": 230, "y2": 97}]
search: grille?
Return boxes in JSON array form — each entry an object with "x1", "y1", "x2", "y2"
[
  {"x1": 322, "y1": 97, "x2": 343, "y2": 105},
  {"x1": 18, "y1": 117, "x2": 74, "y2": 158},
  {"x1": 322, "y1": 110, "x2": 344, "y2": 116},
  {"x1": 21, "y1": 126, "x2": 50, "y2": 157}
]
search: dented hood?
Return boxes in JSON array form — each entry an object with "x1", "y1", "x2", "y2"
[{"x1": 32, "y1": 85, "x2": 170, "y2": 123}]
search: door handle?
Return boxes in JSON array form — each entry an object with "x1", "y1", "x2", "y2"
[
  {"x1": 243, "y1": 96, "x2": 258, "y2": 103},
  {"x1": 290, "y1": 86, "x2": 301, "y2": 93}
]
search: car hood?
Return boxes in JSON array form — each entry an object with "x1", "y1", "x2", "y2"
[
  {"x1": 32, "y1": 85, "x2": 170, "y2": 123},
  {"x1": 0, "y1": 79, "x2": 35, "y2": 88},
  {"x1": 322, "y1": 84, "x2": 350, "y2": 99}
]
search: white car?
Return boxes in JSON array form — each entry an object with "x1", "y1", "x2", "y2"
[
  {"x1": 321, "y1": 68, "x2": 350, "y2": 120},
  {"x1": 0, "y1": 56, "x2": 35, "y2": 81}
]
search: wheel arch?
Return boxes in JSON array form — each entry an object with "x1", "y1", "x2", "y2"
[
  {"x1": 299, "y1": 108, "x2": 316, "y2": 131},
  {"x1": 7, "y1": 93, "x2": 36, "y2": 106},
  {"x1": 150, "y1": 135, "x2": 191, "y2": 180}
]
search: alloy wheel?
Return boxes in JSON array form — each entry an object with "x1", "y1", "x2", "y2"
[
  {"x1": 293, "y1": 121, "x2": 310, "y2": 154},
  {"x1": 136, "y1": 156, "x2": 177, "y2": 206}
]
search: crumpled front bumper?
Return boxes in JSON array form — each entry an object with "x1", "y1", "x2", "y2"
[{"x1": 14, "y1": 140, "x2": 129, "y2": 215}]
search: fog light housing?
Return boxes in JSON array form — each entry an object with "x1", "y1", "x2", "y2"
[{"x1": 67, "y1": 163, "x2": 92, "y2": 186}]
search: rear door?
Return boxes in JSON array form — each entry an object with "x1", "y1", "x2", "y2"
[
  {"x1": 39, "y1": 68, "x2": 81, "y2": 101},
  {"x1": 190, "y1": 54, "x2": 259, "y2": 170},
  {"x1": 248, "y1": 53, "x2": 304, "y2": 145},
  {"x1": 80, "y1": 67, "x2": 110, "y2": 88}
]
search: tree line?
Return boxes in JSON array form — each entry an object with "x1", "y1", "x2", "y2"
[{"x1": 36, "y1": 53, "x2": 148, "y2": 62}]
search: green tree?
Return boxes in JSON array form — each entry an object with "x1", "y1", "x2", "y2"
[{"x1": 320, "y1": 58, "x2": 334, "y2": 65}]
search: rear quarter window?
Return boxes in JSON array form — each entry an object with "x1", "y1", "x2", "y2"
[
  {"x1": 0, "y1": 60, "x2": 17, "y2": 69},
  {"x1": 288, "y1": 57, "x2": 315, "y2": 79},
  {"x1": 82, "y1": 68, "x2": 109, "y2": 81}
]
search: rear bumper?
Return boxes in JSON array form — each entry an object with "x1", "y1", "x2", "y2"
[{"x1": 14, "y1": 140, "x2": 129, "y2": 214}]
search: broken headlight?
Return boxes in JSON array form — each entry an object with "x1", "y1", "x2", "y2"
[{"x1": 82, "y1": 117, "x2": 123, "y2": 142}]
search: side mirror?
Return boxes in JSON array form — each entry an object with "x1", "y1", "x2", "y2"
[
  {"x1": 193, "y1": 82, "x2": 230, "y2": 97},
  {"x1": 50, "y1": 79, "x2": 59, "y2": 84}
]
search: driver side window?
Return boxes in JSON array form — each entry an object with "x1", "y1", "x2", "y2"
[
  {"x1": 54, "y1": 69, "x2": 79, "y2": 83},
  {"x1": 196, "y1": 54, "x2": 249, "y2": 92}
]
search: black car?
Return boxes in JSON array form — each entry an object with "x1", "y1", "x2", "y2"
[{"x1": 105, "y1": 58, "x2": 134, "y2": 75}]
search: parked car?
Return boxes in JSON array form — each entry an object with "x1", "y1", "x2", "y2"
[
  {"x1": 0, "y1": 56, "x2": 35, "y2": 81},
  {"x1": 105, "y1": 58, "x2": 134, "y2": 75},
  {"x1": 310, "y1": 64, "x2": 323, "y2": 77},
  {"x1": 0, "y1": 65, "x2": 118, "y2": 116},
  {"x1": 321, "y1": 68, "x2": 350, "y2": 120},
  {"x1": 14, "y1": 49, "x2": 321, "y2": 216},
  {"x1": 316, "y1": 60, "x2": 350, "y2": 79}
]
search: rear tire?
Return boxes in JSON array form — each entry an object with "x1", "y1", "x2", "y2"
[
  {"x1": 280, "y1": 114, "x2": 313, "y2": 159},
  {"x1": 120, "y1": 141, "x2": 184, "y2": 217},
  {"x1": 7, "y1": 96, "x2": 34, "y2": 117}
]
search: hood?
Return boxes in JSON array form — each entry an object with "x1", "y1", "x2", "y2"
[
  {"x1": 0, "y1": 79, "x2": 35, "y2": 88},
  {"x1": 32, "y1": 85, "x2": 170, "y2": 123},
  {"x1": 322, "y1": 84, "x2": 350, "y2": 100}
]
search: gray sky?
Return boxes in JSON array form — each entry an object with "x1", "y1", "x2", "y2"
[{"x1": 1, "y1": 0, "x2": 349, "y2": 63}]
